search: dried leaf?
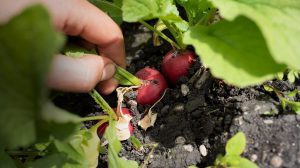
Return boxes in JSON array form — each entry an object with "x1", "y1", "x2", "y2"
[{"x1": 138, "y1": 111, "x2": 157, "y2": 131}]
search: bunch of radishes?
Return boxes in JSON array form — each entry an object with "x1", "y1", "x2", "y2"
[{"x1": 97, "y1": 49, "x2": 196, "y2": 139}]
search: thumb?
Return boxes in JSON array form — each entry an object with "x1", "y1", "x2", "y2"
[{"x1": 46, "y1": 54, "x2": 116, "y2": 92}]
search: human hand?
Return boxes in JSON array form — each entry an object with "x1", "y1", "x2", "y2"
[{"x1": 1, "y1": 0, "x2": 125, "y2": 94}]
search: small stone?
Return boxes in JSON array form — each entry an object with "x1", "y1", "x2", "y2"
[
  {"x1": 183, "y1": 145, "x2": 194, "y2": 152},
  {"x1": 181, "y1": 84, "x2": 189, "y2": 96},
  {"x1": 199, "y1": 145, "x2": 207, "y2": 156},
  {"x1": 271, "y1": 156, "x2": 283, "y2": 168},
  {"x1": 263, "y1": 119, "x2": 274, "y2": 124},
  {"x1": 172, "y1": 103, "x2": 185, "y2": 113},
  {"x1": 251, "y1": 154, "x2": 258, "y2": 162},
  {"x1": 296, "y1": 115, "x2": 300, "y2": 122},
  {"x1": 175, "y1": 136, "x2": 186, "y2": 144}
]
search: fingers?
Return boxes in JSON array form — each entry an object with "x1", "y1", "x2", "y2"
[
  {"x1": 42, "y1": 0, "x2": 126, "y2": 67},
  {"x1": 46, "y1": 54, "x2": 117, "y2": 93},
  {"x1": 97, "y1": 78, "x2": 119, "y2": 95}
]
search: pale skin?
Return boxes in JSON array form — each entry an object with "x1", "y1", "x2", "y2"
[{"x1": 0, "y1": 0, "x2": 126, "y2": 94}]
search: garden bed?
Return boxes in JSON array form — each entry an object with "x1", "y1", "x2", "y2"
[{"x1": 53, "y1": 23, "x2": 300, "y2": 168}]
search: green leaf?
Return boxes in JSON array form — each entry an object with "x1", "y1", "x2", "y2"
[
  {"x1": 36, "y1": 128, "x2": 101, "y2": 168},
  {"x1": 37, "y1": 102, "x2": 81, "y2": 142},
  {"x1": 176, "y1": 0, "x2": 215, "y2": 25},
  {"x1": 226, "y1": 132, "x2": 246, "y2": 156},
  {"x1": 276, "y1": 72, "x2": 284, "y2": 81},
  {"x1": 225, "y1": 155, "x2": 241, "y2": 166},
  {"x1": 64, "y1": 43, "x2": 97, "y2": 58},
  {"x1": 211, "y1": 0, "x2": 300, "y2": 70},
  {"x1": 28, "y1": 153, "x2": 69, "y2": 168},
  {"x1": 286, "y1": 89, "x2": 298, "y2": 98},
  {"x1": 0, "y1": 5, "x2": 64, "y2": 148},
  {"x1": 283, "y1": 99, "x2": 300, "y2": 114},
  {"x1": 0, "y1": 149, "x2": 16, "y2": 168},
  {"x1": 288, "y1": 70, "x2": 296, "y2": 83},
  {"x1": 80, "y1": 126, "x2": 101, "y2": 168},
  {"x1": 183, "y1": 16, "x2": 286, "y2": 87},
  {"x1": 89, "y1": 0, "x2": 123, "y2": 24},
  {"x1": 122, "y1": 0, "x2": 181, "y2": 22},
  {"x1": 130, "y1": 136, "x2": 143, "y2": 150},
  {"x1": 41, "y1": 102, "x2": 81, "y2": 123},
  {"x1": 238, "y1": 158, "x2": 258, "y2": 168},
  {"x1": 263, "y1": 85, "x2": 274, "y2": 92},
  {"x1": 104, "y1": 120, "x2": 139, "y2": 168}
]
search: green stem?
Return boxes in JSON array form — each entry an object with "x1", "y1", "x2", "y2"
[
  {"x1": 139, "y1": 20, "x2": 180, "y2": 49},
  {"x1": 91, "y1": 118, "x2": 110, "y2": 130},
  {"x1": 114, "y1": 66, "x2": 142, "y2": 86},
  {"x1": 162, "y1": 20, "x2": 186, "y2": 49},
  {"x1": 89, "y1": 89, "x2": 117, "y2": 120},
  {"x1": 198, "y1": 8, "x2": 218, "y2": 26},
  {"x1": 141, "y1": 143, "x2": 158, "y2": 168},
  {"x1": 79, "y1": 115, "x2": 109, "y2": 122}
]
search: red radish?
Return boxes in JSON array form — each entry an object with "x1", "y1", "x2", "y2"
[
  {"x1": 97, "y1": 108, "x2": 134, "y2": 138},
  {"x1": 162, "y1": 50, "x2": 196, "y2": 84},
  {"x1": 135, "y1": 67, "x2": 167, "y2": 105}
]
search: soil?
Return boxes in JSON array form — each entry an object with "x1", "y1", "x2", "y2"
[{"x1": 53, "y1": 23, "x2": 300, "y2": 168}]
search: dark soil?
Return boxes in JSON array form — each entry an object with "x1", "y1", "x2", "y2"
[{"x1": 53, "y1": 23, "x2": 300, "y2": 168}]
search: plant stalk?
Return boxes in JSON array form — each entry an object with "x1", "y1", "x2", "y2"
[
  {"x1": 79, "y1": 115, "x2": 109, "y2": 122},
  {"x1": 162, "y1": 20, "x2": 186, "y2": 49},
  {"x1": 139, "y1": 20, "x2": 180, "y2": 49},
  {"x1": 114, "y1": 66, "x2": 142, "y2": 86},
  {"x1": 89, "y1": 89, "x2": 117, "y2": 120}
]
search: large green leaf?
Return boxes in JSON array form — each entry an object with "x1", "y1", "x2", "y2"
[
  {"x1": 0, "y1": 149, "x2": 16, "y2": 168},
  {"x1": 30, "y1": 127, "x2": 100, "y2": 168},
  {"x1": 89, "y1": 0, "x2": 123, "y2": 25},
  {"x1": 176, "y1": 0, "x2": 214, "y2": 26},
  {"x1": 28, "y1": 153, "x2": 68, "y2": 168},
  {"x1": 104, "y1": 120, "x2": 139, "y2": 168},
  {"x1": 226, "y1": 132, "x2": 246, "y2": 156},
  {"x1": 183, "y1": 16, "x2": 286, "y2": 86},
  {"x1": 122, "y1": 0, "x2": 180, "y2": 22},
  {"x1": 211, "y1": 0, "x2": 300, "y2": 70},
  {"x1": 0, "y1": 5, "x2": 64, "y2": 148}
]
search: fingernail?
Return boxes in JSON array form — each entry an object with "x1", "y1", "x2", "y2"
[{"x1": 101, "y1": 64, "x2": 115, "y2": 81}]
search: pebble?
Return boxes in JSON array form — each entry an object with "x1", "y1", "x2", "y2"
[
  {"x1": 175, "y1": 136, "x2": 186, "y2": 145},
  {"x1": 181, "y1": 84, "x2": 189, "y2": 96},
  {"x1": 270, "y1": 156, "x2": 283, "y2": 168},
  {"x1": 199, "y1": 145, "x2": 207, "y2": 156},
  {"x1": 296, "y1": 115, "x2": 300, "y2": 122},
  {"x1": 172, "y1": 103, "x2": 185, "y2": 113},
  {"x1": 263, "y1": 119, "x2": 274, "y2": 124},
  {"x1": 183, "y1": 145, "x2": 194, "y2": 152},
  {"x1": 251, "y1": 154, "x2": 258, "y2": 162}
]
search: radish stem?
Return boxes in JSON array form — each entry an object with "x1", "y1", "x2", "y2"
[
  {"x1": 89, "y1": 89, "x2": 117, "y2": 120},
  {"x1": 139, "y1": 20, "x2": 180, "y2": 49},
  {"x1": 114, "y1": 66, "x2": 142, "y2": 86},
  {"x1": 80, "y1": 115, "x2": 109, "y2": 122}
]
